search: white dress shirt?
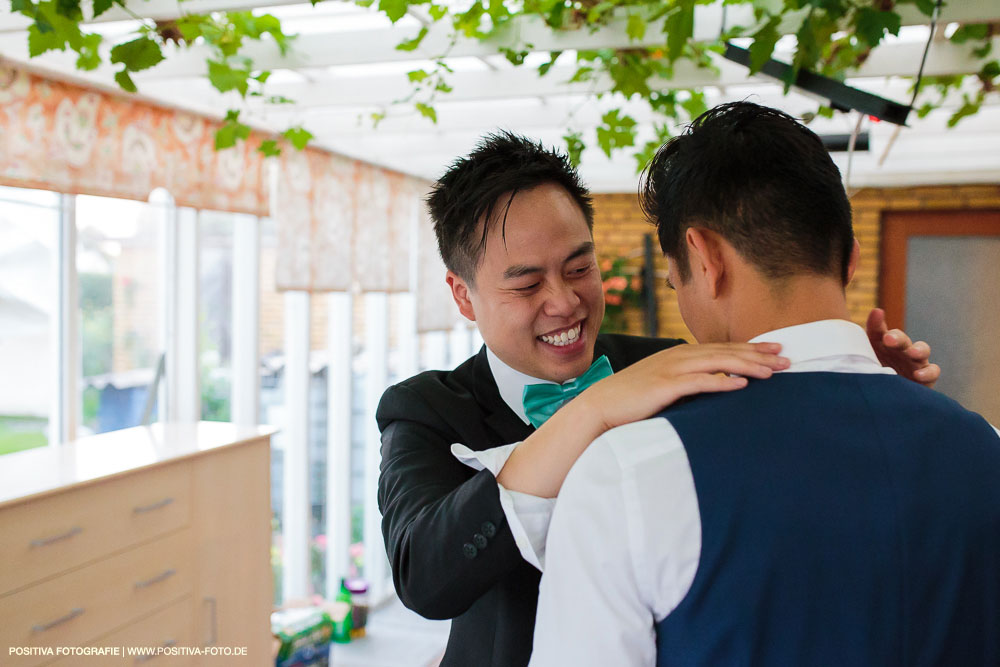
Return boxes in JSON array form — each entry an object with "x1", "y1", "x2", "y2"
[
  {"x1": 528, "y1": 319, "x2": 1000, "y2": 667},
  {"x1": 450, "y1": 346, "x2": 557, "y2": 571}
]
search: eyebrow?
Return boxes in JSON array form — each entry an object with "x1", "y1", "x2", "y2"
[{"x1": 502, "y1": 242, "x2": 596, "y2": 281}]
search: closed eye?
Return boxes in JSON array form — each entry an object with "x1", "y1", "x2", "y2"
[{"x1": 513, "y1": 283, "x2": 540, "y2": 292}]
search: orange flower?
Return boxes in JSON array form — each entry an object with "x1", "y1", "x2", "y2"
[
  {"x1": 607, "y1": 276, "x2": 627, "y2": 291},
  {"x1": 630, "y1": 276, "x2": 641, "y2": 291},
  {"x1": 605, "y1": 294, "x2": 623, "y2": 306},
  {"x1": 600, "y1": 259, "x2": 613, "y2": 272}
]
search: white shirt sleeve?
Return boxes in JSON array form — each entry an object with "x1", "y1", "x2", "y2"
[
  {"x1": 451, "y1": 443, "x2": 556, "y2": 571},
  {"x1": 528, "y1": 430, "x2": 657, "y2": 667},
  {"x1": 529, "y1": 418, "x2": 703, "y2": 667}
]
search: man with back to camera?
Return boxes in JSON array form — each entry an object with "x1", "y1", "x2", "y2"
[
  {"x1": 530, "y1": 102, "x2": 1000, "y2": 666},
  {"x1": 376, "y1": 131, "x2": 941, "y2": 667}
]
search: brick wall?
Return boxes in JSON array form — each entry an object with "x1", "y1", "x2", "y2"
[{"x1": 592, "y1": 183, "x2": 1000, "y2": 342}]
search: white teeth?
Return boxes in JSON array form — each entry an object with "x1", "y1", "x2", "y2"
[{"x1": 540, "y1": 323, "x2": 582, "y2": 347}]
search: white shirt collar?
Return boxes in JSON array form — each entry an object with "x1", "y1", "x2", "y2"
[
  {"x1": 486, "y1": 347, "x2": 556, "y2": 426},
  {"x1": 748, "y1": 319, "x2": 895, "y2": 375},
  {"x1": 488, "y1": 320, "x2": 892, "y2": 426}
]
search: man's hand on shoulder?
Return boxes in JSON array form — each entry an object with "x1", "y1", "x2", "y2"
[
  {"x1": 866, "y1": 308, "x2": 940, "y2": 388},
  {"x1": 497, "y1": 342, "x2": 789, "y2": 498}
]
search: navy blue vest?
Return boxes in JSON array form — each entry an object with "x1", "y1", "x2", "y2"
[{"x1": 655, "y1": 372, "x2": 1000, "y2": 667}]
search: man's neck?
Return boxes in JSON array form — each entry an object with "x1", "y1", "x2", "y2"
[{"x1": 727, "y1": 275, "x2": 851, "y2": 343}]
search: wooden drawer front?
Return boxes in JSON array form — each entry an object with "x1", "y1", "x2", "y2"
[
  {"x1": 0, "y1": 461, "x2": 191, "y2": 596},
  {"x1": 0, "y1": 530, "x2": 194, "y2": 667}
]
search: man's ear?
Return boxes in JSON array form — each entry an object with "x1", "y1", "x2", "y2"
[
  {"x1": 446, "y1": 270, "x2": 477, "y2": 322},
  {"x1": 685, "y1": 228, "x2": 725, "y2": 299},
  {"x1": 845, "y1": 238, "x2": 861, "y2": 285}
]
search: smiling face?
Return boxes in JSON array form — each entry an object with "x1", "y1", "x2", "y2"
[{"x1": 447, "y1": 183, "x2": 605, "y2": 383}]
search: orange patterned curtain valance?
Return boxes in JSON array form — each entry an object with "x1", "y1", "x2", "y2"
[
  {"x1": 0, "y1": 63, "x2": 447, "y2": 301},
  {"x1": 0, "y1": 64, "x2": 267, "y2": 215}
]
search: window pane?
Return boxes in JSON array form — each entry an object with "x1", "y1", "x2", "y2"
[
  {"x1": 199, "y1": 210, "x2": 234, "y2": 422},
  {"x1": 0, "y1": 186, "x2": 58, "y2": 455},
  {"x1": 259, "y1": 216, "x2": 286, "y2": 604},
  {"x1": 77, "y1": 195, "x2": 161, "y2": 435}
]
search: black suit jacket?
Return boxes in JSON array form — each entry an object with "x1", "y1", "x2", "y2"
[{"x1": 376, "y1": 333, "x2": 683, "y2": 667}]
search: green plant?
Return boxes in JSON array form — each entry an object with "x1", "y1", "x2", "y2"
[{"x1": 599, "y1": 256, "x2": 642, "y2": 333}]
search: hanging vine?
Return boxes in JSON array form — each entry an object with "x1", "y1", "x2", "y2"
[{"x1": 10, "y1": 0, "x2": 999, "y2": 163}]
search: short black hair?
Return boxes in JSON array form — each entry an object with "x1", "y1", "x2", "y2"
[
  {"x1": 639, "y1": 101, "x2": 854, "y2": 284},
  {"x1": 427, "y1": 131, "x2": 594, "y2": 283}
]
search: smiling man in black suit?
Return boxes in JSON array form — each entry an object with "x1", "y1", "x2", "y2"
[{"x1": 376, "y1": 131, "x2": 939, "y2": 667}]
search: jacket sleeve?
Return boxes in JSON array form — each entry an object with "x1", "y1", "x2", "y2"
[{"x1": 377, "y1": 382, "x2": 526, "y2": 620}]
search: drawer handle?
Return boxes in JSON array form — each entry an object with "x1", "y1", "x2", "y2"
[
  {"x1": 134, "y1": 639, "x2": 176, "y2": 664},
  {"x1": 133, "y1": 497, "x2": 174, "y2": 514},
  {"x1": 30, "y1": 526, "x2": 82, "y2": 548},
  {"x1": 32, "y1": 607, "x2": 84, "y2": 633},
  {"x1": 135, "y1": 568, "x2": 177, "y2": 589}
]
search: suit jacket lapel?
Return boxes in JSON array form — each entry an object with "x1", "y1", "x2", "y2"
[
  {"x1": 472, "y1": 346, "x2": 536, "y2": 444},
  {"x1": 593, "y1": 335, "x2": 622, "y2": 372}
]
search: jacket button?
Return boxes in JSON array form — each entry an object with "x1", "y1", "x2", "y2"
[
  {"x1": 473, "y1": 533, "x2": 488, "y2": 549},
  {"x1": 463, "y1": 543, "x2": 478, "y2": 559},
  {"x1": 481, "y1": 521, "x2": 496, "y2": 538}
]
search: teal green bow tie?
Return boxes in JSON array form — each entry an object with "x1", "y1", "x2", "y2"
[{"x1": 522, "y1": 355, "x2": 613, "y2": 428}]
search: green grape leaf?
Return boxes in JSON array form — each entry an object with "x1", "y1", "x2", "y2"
[
  {"x1": 748, "y1": 15, "x2": 780, "y2": 74},
  {"x1": 75, "y1": 32, "x2": 102, "y2": 70},
  {"x1": 396, "y1": 26, "x2": 428, "y2": 51},
  {"x1": 634, "y1": 139, "x2": 661, "y2": 173},
  {"x1": 208, "y1": 59, "x2": 250, "y2": 96},
  {"x1": 972, "y1": 42, "x2": 993, "y2": 60},
  {"x1": 596, "y1": 109, "x2": 637, "y2": 158},
  {"x1": 54, "y1": 0, "x2": 81, "y2": 21},
  {"x1": 679, "y1": 90, "x2": 707, "y2": 120},
  {"x1": 538, "y1": 51, "x2": 561, "y2": 76},
  {"x1": 664, "y1": 0, "x2": 694, "y2": 62},
  {"x1": 282, "y1": 126, "x2": 313, "y2": 150},
  {"x1": 258, "y1": 140, "x2": 281, "y2": 157},
  {"x1": 175, "y1": 16, "x2": 205, "y2": 42},
  {"x1": 216, "y1": 115, "x2": 252, "y2": 149},
  {"x1": 415, "y1": 102, "x2": 437, "y2": 123},
  {"x1": 949, "y1": 24, "x2": 989, "y2": 45},
  {"x1": 980, "y1": 60, "x2": 1000, "y2": 82},
  {"x1": 407, "y1": 69, "x2": 429, "y2": 82},
  {"x1": 12, "y1": 0, "x2": 34, "y2": 12},
  {"x1": 568, "y1": 66, "x2": 594, "y2": 83},
  {"x1": 563, "y1": 131, "x2": 584, "y2": 167},
  {"x1": 626, "y1": 14, "x2": 646, "y2": 42},
  {"x1": 854, "y1": 8, "x2": 901, "y2": 49},
  {"x1": 114, "y1": 69, "x2": 137, "y2": 92},
  {"x1": 379, "y1": 0, "x2": 409, "y2": 23},
  {"x1": 947, "y1": 94, "x2": 982, "y2": 128},
  {"x1": 428, "y1": 3, "x2": 446, "y2": 20},
  {"x1": 109, "y1": 36, "x2": 165, "y2": 72},
  {"x1": 91, "y1": 0, "x2": 112, "y2": 18},
  {"x1": 27, "y1": 22, "x2": 65, "y2": 56}
]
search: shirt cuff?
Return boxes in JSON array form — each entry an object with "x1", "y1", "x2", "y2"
[{"x1": 451, "y1": 443, "x2": 557, "y2": 572}]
